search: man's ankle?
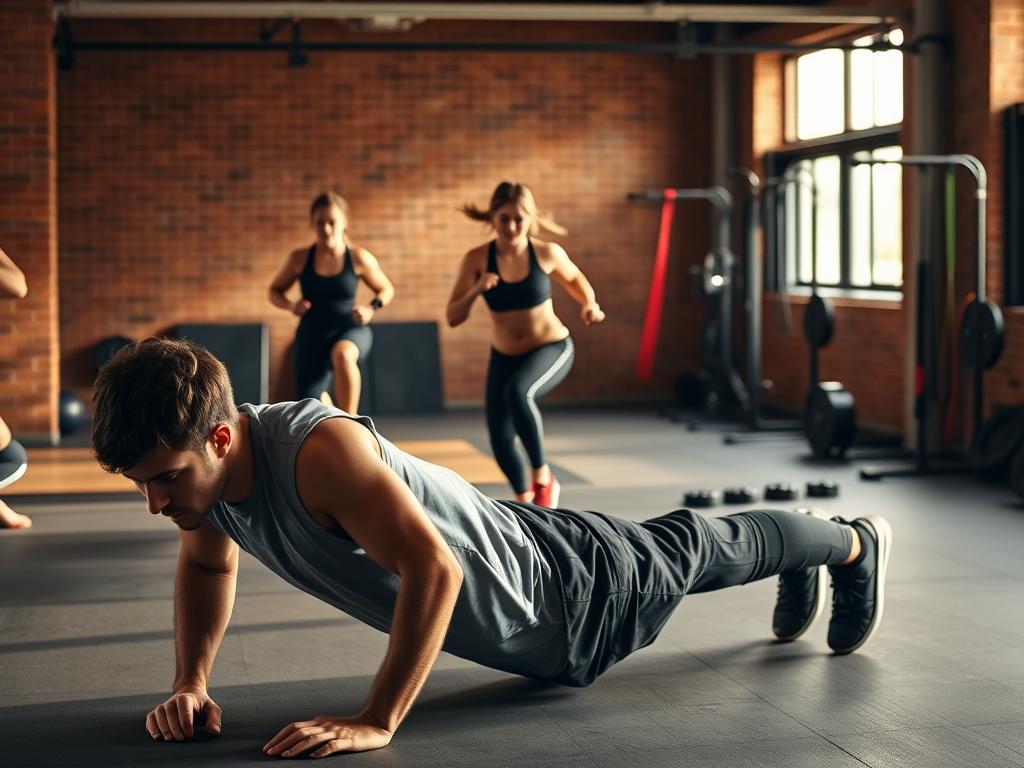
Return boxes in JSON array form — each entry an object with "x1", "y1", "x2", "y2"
[{"x1": 839, "y1": 526, "x2": 862, "y2": 566}]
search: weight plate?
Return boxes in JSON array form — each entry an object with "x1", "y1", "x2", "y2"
[
  {"x1": 961, "y1": 298, "x2": 1004, "y2": 370},
  {"x1": 803, "y1": 295, "x2": 835, "y2": 349},
  {"x1": 1010, "y1": 444, "x2": 1024, "y2": 500},
  {"x1": 807, "y1": 479, "x2": 840, "y2": 498},
  {"x1": 805, "y1": 382, "x2": 856, "y2": 459},
  {"x1": 723, "y1": 486, "x2": 759, "y2": 504},
  {"x1": 764, "y1": 482, "x2": 799, "y2": 501},
  {"x1": 967, "y1": 406, "x2": 1024, "y2": 479},
  {"x1": 683, "y1": 489, "x2": 719, "y2": 508}
]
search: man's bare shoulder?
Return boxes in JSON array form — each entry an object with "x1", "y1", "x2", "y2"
[
  {"x1": 304, "y1": 416, "x2": 381, "y2": 459},
  {"x1": 296, "y1": 417, "x2": 385, "y2": 502}
]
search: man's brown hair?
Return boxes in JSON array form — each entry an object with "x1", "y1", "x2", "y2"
[{"x1": 92, "y1": 338, "x2": 239, "y2": 474}]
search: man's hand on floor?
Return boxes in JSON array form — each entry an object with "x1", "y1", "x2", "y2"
[
  {"x1": 263, "y1": 712, "x2": 393, "y2": 757},
  {"x1": 146, "y1": 687, "x2": 222, "y2": 741}
]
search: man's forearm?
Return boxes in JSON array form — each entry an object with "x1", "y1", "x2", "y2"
[
  {"x1": 362, "y1": 562, "x2": 462, "y2": 732},
  {"x1": 173, "y1": 559, "x2": 237, "y2": 691}
]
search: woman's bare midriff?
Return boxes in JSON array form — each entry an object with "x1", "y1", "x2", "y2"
[{"x1": 490, "y1": 299, "x2": 569, "y2": 356}]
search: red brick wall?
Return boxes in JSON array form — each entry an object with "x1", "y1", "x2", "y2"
[
  {"x1": 0, "y1": 0, "x2": 59, "y2": 442},
  {"x1": 761, "y1": 296, "x2": 904, "y2": 429},
  {"x1": 751, "y1": 54, "x2": 783, "y2": 165},
  {"x1": 56, "y1": 19, "x2": 711, "y2": 407}
]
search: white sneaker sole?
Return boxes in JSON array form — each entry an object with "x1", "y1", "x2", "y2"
[
  {"x1": 549, "y1": 482, "x2": 560, "y2": 509},
  {"x1": 834, "y1": 514, "x2": 893, "y2": 654},
  {"x1": 774, "y1": 507, "x2": 830, "y2": 642},
  {"x1": 0, "y1": 461, "x2": 27, "y2": 490}
]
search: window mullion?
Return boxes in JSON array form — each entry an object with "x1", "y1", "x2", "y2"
[
  {"x1": 869, "y1": 160, "x2": 877, "y2": 288},
  {"x1": 844, "y1": 49, "x2": 853, "y2": 134},
  {"x1": 840, "y1": 151, "x2": 850, "y2": 288}
]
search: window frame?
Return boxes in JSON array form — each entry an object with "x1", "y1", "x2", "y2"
[
  {"x1": 785, "y1": 33, "x2": 903, "y2": 142},
  {"x1": 769, "y1": 35, "x2": 904, "y2": 295}
]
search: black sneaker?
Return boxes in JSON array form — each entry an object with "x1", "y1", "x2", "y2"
[
  {"x1": 0, "y1": 439, "x2": 28, "y2": 490},
  {"x1": 827, "y1": 515, "x2": 893, "y2": 655},
  {"x1": 772, "y1": 508, "x2": 829, "y2": 642}
]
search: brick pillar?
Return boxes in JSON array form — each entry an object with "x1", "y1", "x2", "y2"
[{"x1": 0, "y1": 0, "x2": 59, "y2": 443}]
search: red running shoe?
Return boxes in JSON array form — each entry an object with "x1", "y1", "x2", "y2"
[{"x1": 532, "y1": 473, "x2": 560, "y2": 508}]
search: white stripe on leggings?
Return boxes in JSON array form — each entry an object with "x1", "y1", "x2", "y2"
[{"x1": 524, "y1": 338, "x2": 575, "y2": 442}]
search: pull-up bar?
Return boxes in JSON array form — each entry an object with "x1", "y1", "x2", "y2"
[
  {"x1": 627, "y1": 186, "x2": 733, "y2": 251},
  {"x1": 850, "y1": 152, "x2": 999, "y2": 464},
  {"x1": 851, "y1": 153, "x2": 987, "y2": 301}
]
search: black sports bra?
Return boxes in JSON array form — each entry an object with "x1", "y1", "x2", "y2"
[
  {"x1": 298, "y1": 245, "x2": 358, "y2": 314},
  {"x1": 481, "y1": 240, "x2": 551, "y2": 313}
]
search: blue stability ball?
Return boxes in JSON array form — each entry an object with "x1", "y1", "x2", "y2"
[{"x1": 58, "y1": 390, "x2": 87, "y2": 437}]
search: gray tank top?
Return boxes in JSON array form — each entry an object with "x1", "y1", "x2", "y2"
[{"x1": 206, "y1": 400, "x2": 565, "y2": 679}]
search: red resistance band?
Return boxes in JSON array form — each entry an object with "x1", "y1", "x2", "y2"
[{"x1": 636, "y1": 189, "x2": 676, "y2": 380}]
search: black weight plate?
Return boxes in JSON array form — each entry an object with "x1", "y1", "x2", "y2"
[
  {"x1": 764, "y1": 482, "x2": 799, "y2": 501},
  {"x1": 967, "y1": 406, "x2": 1024, "y2": 480},
  {"x1": 723, "y1": 486, "x2": 759, "y2": 504},
  {"x1": 807, "y1": 479, "x2": 840, "y2": 498},
  {"x1": 683, "y1": 490, "x2": 719, "y2": 508},
  {"x1": 1010, "y1": 444, "x2": 1024, "y2": 500},
  {"x1": 961, "y1": 298, "x2": 1004, "y2": 370},
  {"x1": 803, "y1": 295, "x2": 835, "y2": 349},
  {"x1": 805, "y1": 382, "x2": 856, "y2": 459}
]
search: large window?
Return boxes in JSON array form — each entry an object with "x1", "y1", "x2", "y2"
[{"x1": 774, "y1": 31, "x2": 904, "y2": 292}]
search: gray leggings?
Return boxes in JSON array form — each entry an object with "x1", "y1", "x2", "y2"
[
  {"x1": 509, "y1": 505, "x2": 853, "y2": 686},
  {"x1": 486, "y1": 338, "x2": 575, "y2": 493}
]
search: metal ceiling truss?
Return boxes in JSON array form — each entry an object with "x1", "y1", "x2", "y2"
[{"x1": 51, "y1": 1, "x2": 909, "y2": 69}]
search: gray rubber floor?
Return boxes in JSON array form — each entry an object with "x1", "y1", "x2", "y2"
[{"x1": 3, "y1": 408, "x2": 1024, "y2": 767}]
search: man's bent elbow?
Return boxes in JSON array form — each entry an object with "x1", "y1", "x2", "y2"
[{"x1": 434, "y1": 551, "x2": 464, "y2": 594}]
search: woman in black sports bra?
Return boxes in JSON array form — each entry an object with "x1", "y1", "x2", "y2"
[
  {"x1": 447, "y1": 181, "x2": 605, "y2": 507},
  {"x1": 269, "y1": 192, "x2": 394, "y2": 414}
]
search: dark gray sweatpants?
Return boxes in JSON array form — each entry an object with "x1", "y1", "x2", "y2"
[{"x1": 507, "y1": 504, "x2": 853, "y2": 687}]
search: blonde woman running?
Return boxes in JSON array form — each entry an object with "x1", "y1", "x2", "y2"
[{"x1": 447, "y1": 182, "x2": 605, "y2": 506}]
